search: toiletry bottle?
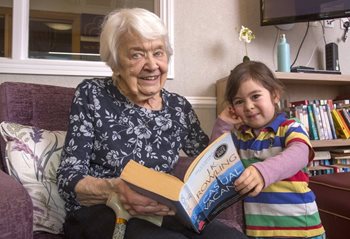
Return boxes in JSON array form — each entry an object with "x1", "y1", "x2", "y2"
[{"x1": 277, "y1": 34, "x2": 290, "y2": 72}]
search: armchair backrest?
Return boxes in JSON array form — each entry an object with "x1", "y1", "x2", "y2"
[{"x1": 0, "y1": 82, "x2": 75, "y2": 172}]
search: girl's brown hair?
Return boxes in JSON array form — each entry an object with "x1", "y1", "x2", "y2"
[{"x1": 225, "y1": 61, "x2": 285, "y2": 105}]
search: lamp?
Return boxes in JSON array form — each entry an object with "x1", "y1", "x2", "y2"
[{"x1": 45, "y1": 22, "x2": 72, "y2": 31}]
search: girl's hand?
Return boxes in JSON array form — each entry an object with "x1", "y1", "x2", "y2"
[
  {"x1": 234, "y1": 166, "x2": 264, "y2": 197},
  {"x1": 218, "y1": 105, "x2": 243, "y2": 129}
]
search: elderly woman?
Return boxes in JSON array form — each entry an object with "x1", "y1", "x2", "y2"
[{"x1": 57, "y1": 8, "x2": 247, "y2": 239}]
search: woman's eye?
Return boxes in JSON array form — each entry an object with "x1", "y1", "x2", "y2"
[
  {"x1": 131, "y1": 52, "x2": 144, "y2": 59},
  {"x1": 154, "y1": 50, "x2": 165, "y2": 57}
]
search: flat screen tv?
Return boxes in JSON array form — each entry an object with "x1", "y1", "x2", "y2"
[{"x1": 260, "y1": 0, "x2": 350, "y2": 26}]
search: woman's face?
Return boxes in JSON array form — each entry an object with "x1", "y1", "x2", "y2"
[
  {"x1": 116, "y1": 33, "x2": 168, "y2": 103},
  {"x1": 232, "y1": 78, "x2": 279, "y2": 130}
]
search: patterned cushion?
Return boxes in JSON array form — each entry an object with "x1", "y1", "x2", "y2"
[{"x1": 0, "y1": 121, "x2": 66, "y2": 234}]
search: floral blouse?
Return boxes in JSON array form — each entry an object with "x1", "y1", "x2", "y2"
[{"x1": 57, "y1": 78, "x2": 209, "y2": 212}]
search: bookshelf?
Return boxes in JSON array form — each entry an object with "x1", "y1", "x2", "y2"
[{"x1": 216, "y1": 72, "x2": 350, "y2": 175}]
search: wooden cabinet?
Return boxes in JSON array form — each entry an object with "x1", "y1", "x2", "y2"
[{"x1": 216, "y1": 72, "x2": 350, "y2": 149}]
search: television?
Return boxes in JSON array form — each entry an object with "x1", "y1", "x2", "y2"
[{"x1": 260, "y1": 0, "x2": 350, "y2": 26}]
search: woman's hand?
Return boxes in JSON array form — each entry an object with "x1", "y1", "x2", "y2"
[
  {"x1": 75, "y1": 176, "x2": 175, "y2": 217},
  {"x1": 116, "y1": 179, "x2": 175, "y2": 216},
  {"x1": 234, "y1": 166, "x2": 264, "y2": 197},
  {"x1": 218, "y1": 105, "x2": 243, "y2": 129}
]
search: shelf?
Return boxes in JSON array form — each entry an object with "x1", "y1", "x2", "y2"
[
  {"x1": 275, "y1": 72, "x2": 350, "y2": 85},
  {"x1": 311, "y1": 139, "x2": 350, "y2": 148}
]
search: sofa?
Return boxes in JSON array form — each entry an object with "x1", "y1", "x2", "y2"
[
  {"x1": 309, "y1": 173, "x2": 350, "y2": 239},
  {"x1": 0, "y1": 81, "x2": 243, "y2": 239}
]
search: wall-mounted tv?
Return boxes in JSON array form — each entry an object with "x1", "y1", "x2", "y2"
[{"x1": 260, "y1": 0, "x2": 350, "y2": 26}]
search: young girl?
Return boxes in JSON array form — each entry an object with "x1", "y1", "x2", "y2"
[{"x1": 211, "y1": 61, "x2": 325, "y2": 239}]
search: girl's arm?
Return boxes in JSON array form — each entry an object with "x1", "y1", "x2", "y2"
[
  {"x1": 234, "y1": 141, "x2": 309, "y2": 196},
  {"x1": 252, "y1": 141, "x2": 309, "y2": 188}
]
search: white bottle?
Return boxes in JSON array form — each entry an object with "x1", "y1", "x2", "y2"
[{"x1": 277, "y1": 34, "x2": 290, "y2": 72}]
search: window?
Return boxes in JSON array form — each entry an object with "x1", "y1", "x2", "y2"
[
  {"x1": 0, "y1": 0, "x2": 174, "y2": 78},
  {"x1": 0, "y1": 1, "x2": 12, "y2": 58}
]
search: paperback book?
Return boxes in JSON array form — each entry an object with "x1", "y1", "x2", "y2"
[{"x1": 120, "y1": 132, "x2": 245, "y2": 233}]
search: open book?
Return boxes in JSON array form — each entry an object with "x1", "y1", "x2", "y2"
[{"x1": 120, "y1": 132, "x2": 245, "y2": 233}]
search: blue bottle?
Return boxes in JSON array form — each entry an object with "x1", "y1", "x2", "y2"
[{"x1": 277, "y1": 34, "x2": 290, "y2": 72}]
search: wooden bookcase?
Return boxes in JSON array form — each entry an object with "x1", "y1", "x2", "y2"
[{"x1": 216, "y1": 72, "x2": 350, "y2": 149}]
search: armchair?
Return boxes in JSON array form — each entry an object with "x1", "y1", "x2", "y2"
[{"x1": 0, "y1": 81, "x2": 243, "y2": 239}]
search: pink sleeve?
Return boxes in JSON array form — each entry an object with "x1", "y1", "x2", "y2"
[
  {"x1": 210, "y1": 118, "x2": 234, "y2": 143},
  {"x1": 253, "y1": 142, "x2": 309, "y2": 188}
]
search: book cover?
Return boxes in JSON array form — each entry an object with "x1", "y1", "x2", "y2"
[{"x1": 120, "y1": 132, "x2": 245, "y2": 233}]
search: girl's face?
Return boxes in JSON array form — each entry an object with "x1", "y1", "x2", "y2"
[{"x1": 231, "y1": 78, "x2": 280, "y2": 130}]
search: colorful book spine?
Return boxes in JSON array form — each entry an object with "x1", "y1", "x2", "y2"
[
  {"x1": 337, "y1": 109, "x2": 350, "y2": 137},
  {"x1": 311, "y1": 103, "x2": 325, "y2": 140},
  {"x1": 325, "y1": 104, "x2": 337, "y2": 139},
  {"x1": 331, "y1": 109, "x2": 350, "y2": 139},
  {"x1": 340, "y1": 108, "x2": 350, "y2": 130},
  {"x1": 307, "y1": 104, "x2": 319, "y2": 140},
  {"x1": 319, "y1": 105, "x2": 331, "y2": 139}
]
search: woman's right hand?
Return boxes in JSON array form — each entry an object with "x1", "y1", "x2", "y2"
[{"x1": 112, "y1": 178, "x2": 175, "y2": 217}]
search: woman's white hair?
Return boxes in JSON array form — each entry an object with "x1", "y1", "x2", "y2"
[{"x1": 99, "y1": 8, "x2": 173, "y2": 71}]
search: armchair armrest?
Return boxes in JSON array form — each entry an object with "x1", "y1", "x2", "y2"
[{"x1": 0, "y1": 170, "x2": 33, "y2": 239}]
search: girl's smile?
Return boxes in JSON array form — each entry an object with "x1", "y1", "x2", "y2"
[{"x1": 232, "y1": 78, "x2": 280, "y2": 130}]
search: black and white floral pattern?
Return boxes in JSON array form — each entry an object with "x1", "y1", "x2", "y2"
[{"x1": 57, "y1": 78, "x2": 209, "y2": 212}]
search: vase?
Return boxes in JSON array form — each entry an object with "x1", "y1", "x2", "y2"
[{"x1": 243, "y1": 55, "x2": 250, "y2": 62}]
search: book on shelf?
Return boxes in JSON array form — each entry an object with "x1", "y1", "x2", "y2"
[
  {"x1": 333, "y1": 99, "x2": 350, "y2": 108},
  {"x1": 311, "y1": 103, "x2": 326, "y2": 140},
  {"x1": 319, "y1": 104, "x2": 332, "y2": 139},
  {"x1": 294, "y1": 105, "x2": 309, "y2": 134},
  {"x1": 290, "y1": 99, "x2": 309, "y2": 107},
  {"x1": 339, "y1": 108, "x2": 350, "y2": 130},
  {"x1": 314, "y1": 151, "x2": 331, "y2": 160},
  {"x1": 327, "y1": 164, "x2": 350, "y2": 173},
  {"x1": 310, "y1": 151, "x2": 333, "y2": 176},
  {"x1": 324, "y1": 104, "x2": 337, "y2": 139},
  {"x1": 307, "y1": 104, "x2": 319, "y2": 140},
  {"x1": 331, "y1": 109, "x2": 350, "y2": 139},
  {"x1": 330, "y1": 148, "x2": 350, "y2": 154},
  {"x1": 120, "y1": 132, "x2": 245, "y2": 233}
]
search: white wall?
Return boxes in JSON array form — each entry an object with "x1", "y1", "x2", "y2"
[{"x1": 1, "y1": 0, "x2": 350, "y2": 135}]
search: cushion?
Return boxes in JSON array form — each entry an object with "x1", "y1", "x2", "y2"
[{"x1": 0, "y1": 121, "x2": 66, "y2": 234}]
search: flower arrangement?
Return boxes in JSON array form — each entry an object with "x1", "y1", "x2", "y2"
[{"x1": 239, "y1": 25, "x2": 255, "y2": 62}]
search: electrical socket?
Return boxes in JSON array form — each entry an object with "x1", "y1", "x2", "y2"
[
  {"x1": 341, "y1": 17, "x2": 350, "y2": 29},
  {"x1": 323, "y1": 19, "x2": 334, "y2": 28}
]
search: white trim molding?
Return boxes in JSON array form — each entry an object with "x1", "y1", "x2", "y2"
[
  {"x1": 186, "y1": 97, "x2": 216, "y2": 109},
  {"x1": 0, "y1": 0, "x2": 174, "y2": 78}
]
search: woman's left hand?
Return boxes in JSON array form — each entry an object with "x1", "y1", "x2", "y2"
[
  {"x1": 115, "y1": 178, "x2": 175, "y2": 217},
  {"x1": 234, "y1": 166, "x2": 264, "y2": 197}
]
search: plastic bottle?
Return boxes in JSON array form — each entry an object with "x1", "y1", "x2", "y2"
[{"x1": 277, "y1": 34, "x2": 290, "y2": 72}]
